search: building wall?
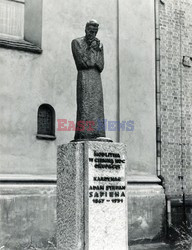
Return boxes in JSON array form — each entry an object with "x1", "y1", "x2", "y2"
[
  {"x1": 0, "y1": 0, "x2": 164, "y2": 248},
  {"x1": 0, "y1": 0, "x2": 157, "y2": 179},
  {"x1": 0, "y1": 0, "x2": 118, "y2": 178},
  {"x1": 160, "y1": 0, "x2": 192, "y2": 197},
  {"x1": 123, "y1": 0, "x2": 165, "y2": 244},
  {"x1": 0, "y1": 1, "x2": 118, "y2": 248},
  {"x1": 0, "y1": 185, "x2": 56, "y2": 249},
  {"x1": 120, "y1": 0, "x2": 156, "y2": 177}
]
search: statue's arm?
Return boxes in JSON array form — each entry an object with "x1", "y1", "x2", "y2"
[
  {"x1": 95, "y1": 45, "x2": 104, "y2": 73},
  {"x1": 71, "y1": 39, "x2": 89, "y2": 69}
]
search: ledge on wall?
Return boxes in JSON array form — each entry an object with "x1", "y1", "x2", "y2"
[
  {"x1": 0, "y1": 174, "x2": 57, "y2": 183},
  {"x1": 0, "y1": 37, "x2": 42, "y2": 54},
  {"x1": 36, "y1": 134, "x2": 56, "y2": 140},
  {"x1": 127, "y1": 175, "x2": 162, "y2": 184}
]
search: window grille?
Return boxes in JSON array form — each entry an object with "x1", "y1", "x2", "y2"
[{"x1": 37, "y1": 104, "x2": 55, "y2": 138}]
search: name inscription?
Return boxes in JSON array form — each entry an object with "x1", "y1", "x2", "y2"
[{"x1": 89, "y1": 151, "x2": 126, "y2": 204}]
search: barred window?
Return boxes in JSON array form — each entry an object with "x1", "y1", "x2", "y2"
[
  {"x1": 0, "y1": 0, "x2": 24, "y2": 39},
  {"x1": 37, "y1": 104, "x2": 56, "y2": 140}
]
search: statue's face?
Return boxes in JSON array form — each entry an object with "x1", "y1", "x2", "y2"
[{"x1": 85, "y1": 25, "x2": 98, "y2": 41}]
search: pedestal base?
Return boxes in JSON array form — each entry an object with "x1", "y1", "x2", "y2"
[{"x1": 57, "y1": 141, "x2": 128, "y2": 250}]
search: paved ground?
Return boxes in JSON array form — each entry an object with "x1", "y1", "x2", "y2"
[{"x1": 129, "y1": 243, "x2": 171, "y2": 250}]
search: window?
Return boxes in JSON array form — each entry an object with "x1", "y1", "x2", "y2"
[
  {"x1": 0, "y1": 0, "x2": 24, "y2": 39},
  {"x1": 37, "y1": 104, "x2": 56, "y2": 140},
  {"x1": 0, "y1": 0, "x2": 42, "y2": 53}
]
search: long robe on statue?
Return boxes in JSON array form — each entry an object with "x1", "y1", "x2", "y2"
[{"x1": 72, "y1": 37, "x2": 105, "y2": 140}]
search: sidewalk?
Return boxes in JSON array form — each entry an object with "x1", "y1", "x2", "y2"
[{"x1": 129, "y1": 243, "x2": 171, "y2": 250}]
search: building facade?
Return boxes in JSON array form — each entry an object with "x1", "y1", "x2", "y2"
[
  {"x1": 2, "y1": 0, "x2": 191, "y2": 248},
  {"x1": 159, "y1": 0, "x2": 192, "y2": 233}
]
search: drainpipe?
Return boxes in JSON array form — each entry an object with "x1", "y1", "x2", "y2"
[
  {"x1": 155, "y1": 0, "x2": 161, "y2": 177},
  {"x1": 155, "y1": 0, "x2": 173, "y2": 236}
]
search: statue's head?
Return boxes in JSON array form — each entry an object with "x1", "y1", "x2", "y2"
[{"x1": 85, "y1": 19, "x2": 99, "y2": 42}]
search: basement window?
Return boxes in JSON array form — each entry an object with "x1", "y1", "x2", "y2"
[{"x1": 0, "y1": 0, "x2": 43, "y2": 53}]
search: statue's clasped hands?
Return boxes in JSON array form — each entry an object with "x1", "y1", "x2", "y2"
[{"x1": 90, "y1": 38, "x2": 102, "y2": 51}]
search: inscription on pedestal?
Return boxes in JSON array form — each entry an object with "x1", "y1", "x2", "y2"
[
  {"x1": 89, "y1": 151, "x2": 126, "y2": 205},
  {"x1": 85, "y1": 142, "x2": 128, "y2": 250}
]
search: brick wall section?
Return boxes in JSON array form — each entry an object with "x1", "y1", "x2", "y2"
[
  {"x1": 180, "y1": 0, "x2": 192, "y2": 195},
  {"x1": 159, "y1": 0, "x2": 192, "y2": 197}
]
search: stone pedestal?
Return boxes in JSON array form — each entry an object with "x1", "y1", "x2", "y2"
[{"x1": 57, "y1": 141, "x2": 128, "y2": 250}]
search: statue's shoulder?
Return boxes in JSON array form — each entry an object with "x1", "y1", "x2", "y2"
[{"x1": 72, "y1": 37, "x2": 85, "y2": 46}]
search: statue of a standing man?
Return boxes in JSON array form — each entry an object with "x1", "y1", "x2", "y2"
[{"x1": 72, "y1": 20, "x2": 106, "y2": 140}]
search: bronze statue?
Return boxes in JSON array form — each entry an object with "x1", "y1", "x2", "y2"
[{"x1": 72, "y1": 20, "x2": 106, "y2": 140}]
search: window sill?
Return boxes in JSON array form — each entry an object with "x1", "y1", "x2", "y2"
[
  {"x1": 36, "y1": 134, "x2": 56, "y2": 140},
  {"x1": 0, "y1": 37, "x2": 42, "y2": 54}
]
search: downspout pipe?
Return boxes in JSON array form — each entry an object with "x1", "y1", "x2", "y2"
[{"x1": 155, "y1": 0, "x2": 161, "y2": 177}]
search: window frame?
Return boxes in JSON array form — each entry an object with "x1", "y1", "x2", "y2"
[
  {"x1": 0, "y1": 0, "x2": 42, "y2": 54},
  {"x1": 36, "y1": 104, "x2": 56, "y2": 141},
  {"x1": 0, "y1": 0, "x2": 25, "y2": 40}
]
